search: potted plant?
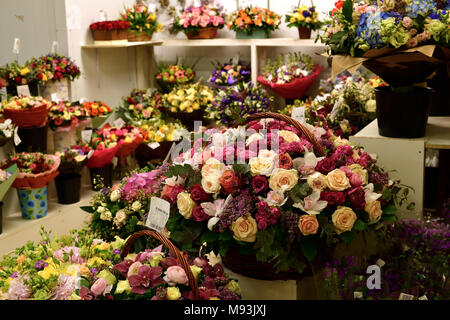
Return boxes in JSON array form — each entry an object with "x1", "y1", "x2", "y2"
[
  {"x1": 54, "y1": 148, "x2": 87, "y2": 204},
  {"x1": 121, "y1": 4, "x2": 162, "y2": 42},
  {"x1": 117, "y1": 89, "x2": 164, "y2": 124},
  {"x1": 227, "y1": 6, "x2": 281, "y2": 39},
  {"x1": 155, "y1": 61, "x2": 197, "y2": 94},
  {"x1": 171, "y1": 3, "x2": 226, "y2": 39},
  {"x1": 258, "y1": 51, "x2": 323, "y2": 99},
  {"x1": 89, "y1": 20, "x2": 130, "y2": 43},
  {"x1": 0, "y1": 152, "x2": 60, "y2": 220},
  {"x1": 285, "y1": 2, "x2": 323, "y2": 39}
]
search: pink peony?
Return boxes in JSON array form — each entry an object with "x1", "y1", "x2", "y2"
[
  {"x1": 164, "y1": 266, "x2": 189, "y2": 285},
  {"x1": 90, "y1": 278, "x2": 107, "y2": 296}
]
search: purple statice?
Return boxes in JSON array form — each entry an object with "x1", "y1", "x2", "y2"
[
  {"x1": 369, "y1": 171, "x2": 389, "y2": 186},
  {"x1": 113, "y1": 249, "x2": 121, "y2": 255},
  {"x1": 217, "y1": 189, "x2": 255, "y2": 232},
  {"x1": 218, "y1": 287, "x2": 240, "y2": 300},
  {"x1": 51, "y1": 274, "x2": 77, "y2": 300},
  {"x1": 35, "y1": 260, "x2": 48, "y2": 270},
  {"x1": 90, "y1": 268, "x2": 99, "y2": 276},
  {"x1": 10, "y1": 271, "x2": 18, "y2": 278}
]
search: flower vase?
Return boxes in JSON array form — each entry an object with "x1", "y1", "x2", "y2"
[
  {"x1": 187, "y1": 27, "x2": 218, "y2": 39},
  {"x1": 53, "y1": 126, "x2": 78, "y2": 152},
  {"x1": 298, "y1": 26, "x2": 312, "y2": 39},
  {"x1": 134, "y1": 141, "x2": 174, "y2": 168},
  {"x1": 15, "y1": 125, "x2": 48, "y2": 153},
  {"x1": 38, "y1": 78, "x2": 70, "y2": 101},
  {"x1": 54, "y1": 173, "x2": 81, "y2": 204},
  {"x1": 17, "y1": 186, "x2": 48, "y2": 220},
  {"x1": 374, "y1": 86, "x2": 433, "y2": 138},
  {"x1": 235, "y1": 29, "x2": 269, "y2": 39},
  {"x1": 89, "y1": 163, "x2": 113, "y2": 191}
]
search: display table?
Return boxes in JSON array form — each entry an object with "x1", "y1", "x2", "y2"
[{"x1": 350, "y1": 117, "x2": 450, "y2": 220}]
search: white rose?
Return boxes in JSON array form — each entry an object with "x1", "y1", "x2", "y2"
[
  {"x1": 131, "y1": 201, "x2": 142, "y2": 212},
  {"x1": 249, "y1": 150, "x2": 276, "y2": 176},
  {"x1": 177, "y1": 192, "x2": 196, "y2": 219},
  {"x1": 269, "y1": 168, "x2": 299, "y2": 194},
  {"x1": 110, "y1": 189, "x2": 121, "y2": 202},
  {"x1": 100, "y1": 210, "x2": 112, "y2": 221},
  {"x1": 201, "y1": 175, "x2": 221, "y2": 194},
  {"x1": 113, "y1": 210, "x2": 127, "y2": 227},
  {"x1": 365, "y1": 99, "x2": 376, "y2": 113},
  {"x1": 201, "y1": 158, "x2": 224, "y2": 178}
]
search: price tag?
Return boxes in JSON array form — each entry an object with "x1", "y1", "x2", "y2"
[
  {"x1": 16, "y1": 85, "x2": 30, "y2": 97},
  {"x1": 291, "y1": 107, "x2": 305, "y2": 124},
  {"x1": 51, "y1": 93, "x2": 60, "y2": 102},
  {"x1": 398, "y1": 293, "x2": 414, "y2": 300},
  {"x1": 87, "y1": 150, "x2": 94, "y2": 159},
  {"x1": 0, "y1": 87, "x2": 7, "y2": 101},
  {"x1": 81, "y1": 129, "x2": 92, "y2": 143},
  {"x1": 14, "y1": 127, "x2": 21, "y2": 146},
  {"x1": 148, "y1": 142, "x2": 160, "y2": 149},
  {"x1": 146, "y1": 197, "x2": 170, "y2": 232},
  {"x1": 51, "y1": 41, "x2": 58, "y2": 54},
  {"x1": 353, "y1": 291, "x2": 363, "y2": 299},
  {"x1": 113, "y1": 118, "x2": 126, "y2": 129},
  {"x1": 418, "y1": 295, "x2": 428, "y2": 300},
  {"x1": 376, "y1": 258, "x2": 385, "y2": 268},
  {"x1": 13, "y1": 38, "x2": 20, "y2": 54}
]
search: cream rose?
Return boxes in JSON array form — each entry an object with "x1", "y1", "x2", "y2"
[
  {"x1": 348, "y1": 164, "x2": 369, "y2": 185},
  {"x1": 231, "y1": 215, "x2": 258, "y2": 242},
  {"x1": 201, "y1": 158, "x2": 224, "y2": 177},
  {"x1": 327, "y1": 169, "x2": 351, "y2": 191},
  {"x1": 307, "y1": 172, "x2": 328, "y2": 191},
  {"x1": 201, "y1": 175, "x2": 221, "y2": 194},
  {"x1": 298, "y1": 215, "x2": 319, "y2": 235},
  {"x1": 365, "y1": 200, "x2": 383, "y2": 222},
  {"x1": 269, "y1": 168, "x2": 299, "y2": 194},
  {"x1": 177, "y1": 192, "x2": 197, "y2": 219},
  {"x1": 110, "y1": 189, "x2": 121, "y2": 202},
  {"x1": 331, "y1": 206, "x2": 357, "y2": 234},
  {"x1": 113, "y1": 210, "x2": 127, "y2": 227},
  {"x1": 278, "y1": 130, "x2": 300, "y2": 143},
  {"x1": 249, "y1": 150, "x2": 276, "y2": 176}
]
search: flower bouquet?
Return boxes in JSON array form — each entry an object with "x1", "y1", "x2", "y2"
[
  {"x1": 117, "y1": 89, "x2": 164, "y2": 124},
  {"x1": 30, "y1": 54, "x2": 81, "y2": 101},
  {"x1": 227, "y1": 6, "x2": 281, "y2": 39},
  {"x1": 318, "y1": 0, "x2": 450, "y2": 138},
  {"x1": 258, "y1": 52, "x2": 323, "y2": 99},
  {"x1": 121, "y1": 4, "x2": 163, "y2": 41},
  {"x1": 2, "y1": 96, "x2": 51, "y2": 128},
  {"x1": 0, "y1": 227, "x2": 126, "y2": 300},
  {"x1": 208, "y1": 59, "x2": 251, "y2": 89},
  {"x1": 0, "y1": 117, "x2": 15, "y2": 147},
  {"x1": 155, "y1": 63, "x2": 196, "y2": 94},
  {"x1": 163, "y1": 83, "x2": 214, "y2": 131},
  {"x1": 285, "y1": 2, "x2": 323, "y2": 39},
  {"x1": 0, "y1": 164, "x2": 18, "y2": 234},
  {"x1": 90, "y1": 20, "x2": 131, "y2": 43},
  {"x1": 82, "y1": 101, "x2": 113, "y2": 129},
  {"x1": 152, "y1": 112, "x2": 411, "y2": 280},
  {"x1": 205, "y1": 82, "x2": 272, "y2": 126},
  {"x1": 0, "y1": 152, "x2": 60, "y2": 220},
  {"x1": 171, "y1": 3, "x2": 226, "y2": 39},
  {"x1": 54, "y1": 149, "x2": 87, "y2": 204},
  {"x1": 0, "y1": 60, "x2": 39, "y2": 96}
]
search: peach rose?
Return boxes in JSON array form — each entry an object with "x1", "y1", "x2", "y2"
[
  {"x1": 307, "y1": 172, "x2": 328, "y2": 191},
  {"x1": 331, "y1": 206, "x2": 357, "y2": 235},
  {"x1": 177, "y1": 192, "x2": 197, "y2": 219},
  {"x1": 327, "y1": 169, "x2": 351, "y2": 191},
  {"x1": 278, "y1": 130, "x2": 300, "y2": 143},
  {"x1": 269, "y1": 168, "x2": 299, "y2": 194},
  {"x1": 231, "y1": 215, "x2": 258, "y2": 242},
  {"x1": 298, "y1": 215, "x2": 319, "y2": 236},
  {"x1": 201, "y1": 158, "x2": 224, "y2": 178},
  {"x1": 365, "y1": 200, "x2": 383, "y2": 222},
  {"x1": 201, "y1": 175, "x2": 221, "y2": 194}
]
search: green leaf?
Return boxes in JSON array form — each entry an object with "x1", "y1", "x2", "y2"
[
  {"x1": 406, "y1": 202, "x2": 415, "y2": 210},
  {"x1": 219, "y1": 242, "x2": 231, "y2": 257},
  {"x1": 289, "y1": 183, "x2": 312, "y2": 203},
  {"x1": 340, "y1": 231, "x2": 354, "y2": 245},
  {"x1": 383, "y1": 204, "x2": 397, "y2": 215},
  {"x1": 381, "y1": 187, "x2": 392, "y2": 201},
  {"x1": 232, "y1": 163, "x2": 249, "y2": 174},
  {"x1": 200, "y1": 231, "x2": 220, "y2": 244},
  {"x1": 354, "y1": 219, "x2": 367, "y2": 231},
  {"x1": 342, "y1": 0, "x2": 354, "y2": 23},
  {"x1": 300, "y1": 239, "x2": 317, "y2": 262},
  {"x1": 80, "y1": 206, "x2": 95, "y2": 214},
  {"x1": 382, "y1": 214, "x2": 398, "y2": 222}
]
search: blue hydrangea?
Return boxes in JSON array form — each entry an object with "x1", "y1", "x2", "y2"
[
  {"x1": 356, "y1": 11, "x2": 385, "y2": 48},
  {"x1": 405, "y1": 0, "x2": 437, "y2": 18}
]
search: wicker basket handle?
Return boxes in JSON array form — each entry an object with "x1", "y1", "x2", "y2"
[
  {"x1": 245, "y1": 112, "x2": 326, "y2": 156},
  {"x1": 120, "y1": 229, "x2": 200, "y2": 300}
]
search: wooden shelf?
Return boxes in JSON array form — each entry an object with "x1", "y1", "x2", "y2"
[
  {"x1": 81, "y1": 40, "x2": 163, "y2": 49},
  {"x1": 160, "y1": 38, "x2": 324, "y2": 47}
]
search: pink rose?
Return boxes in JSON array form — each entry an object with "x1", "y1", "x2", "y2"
[
  {"x1": 200, "y1": 15, "x2": 210, "y2": 27},
  {"x1": 90, "y1": 278, "x2": 106, "y2": 296},
  {"x1": 402, "y1": 16, "x2": 412, "y2": 28},
  {"x1": 349, "y1": 173, "x2": 363, "y2": 187},
  {"x1": 164, "y1": 266, "x2": 189, "y2": 285},
  {"x1": 191, "y1": 17, "x2": 199, "y2": 26},
  {"x1": 183, "y1": 20, "x2": 190, "y2": 28},
  {"x1": 193, "y1": 257, "x2": 209, "y2": 268},
  {"x1": 213, "y1": 16, "x2": 223, "y2": 27}
]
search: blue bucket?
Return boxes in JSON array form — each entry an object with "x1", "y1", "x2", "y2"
[{"x1": 17, "y1": 186, "x2": 48, "y2": 220}]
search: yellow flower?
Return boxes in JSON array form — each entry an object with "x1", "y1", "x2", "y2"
[
  {"x1": 166, "y1": 287, "x2": 181, "y2": 300},
  {"x1": 115, "y1": 280, "x2": 132, "y2": 294},
  {"x1": 110, "y1": 133, "x2": 117, "y2": 141},
  {"x1": 124, "y1": 137, "x2": 132, "y2": 143},
  {"x1": 87, "y1": 257, "x2": 108, "y2": 268},
  {"x1": 145, "y1": 23, "x2": 150, "y2": 29},
  {"x1": 129, "y1": 105, "x2": 135, "y2": 110},
  {"x1": 190, "y1": 265, "x2": 203, "y2": 281},
  {"x1": 210, "y1": 297, "x2": 221, "y2": 300},
  {"x1": 41, "y1": 73, "x2": 48, "y2": 82},
  {"x1": 20, "y1": 68, "x2": 30, "y2": 76}
]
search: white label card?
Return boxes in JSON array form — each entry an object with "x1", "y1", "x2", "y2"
[
  {"x1": 376, "y1": 259, "x2": 386, "y2": 268},
  {"x1": 114, "y1": 118, "x2": 126, "y2": 129},
  {"x1": 51, "y1": 93, "x2": 60, "y2": 102},
  {"x1": 51, "y1": 41, "x2": 58, "y2": 54},
  {"x1": 146, "y1": 197, "x2": 170, "y2": 232},
  {"x1": 87, "y1": 149, "x2": 94, "y2": 159},
  {"x1": 291, "y1": 107, "x2": 305, "y2": 124},
  {"x1": 398, "y1": 293, "x2": 415, "y2": 300},
  {"x1": 0, "y1": 87, "x2": 7, "y2": 101},
  {"x1": 81, "y1": 129, "x2": 92, "y2": 143},
  {"x1": 17, "y1": 85, "x2": 30, "y2": 97},
  {"x1": 13, "y1": 38, "x2": 20, "y2": 54},
  {"x1": 418, "y1": 295, "x2": 428, "y2": 300},
  {"x1": 148, "y1": 142, "x2": 160, "y2": 149},
  {"x1": 14, "y1": 127, "x2": 21, "y2": 146}
]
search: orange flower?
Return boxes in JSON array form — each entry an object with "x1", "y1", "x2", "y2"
[
  {"x1": 266, "y1": 18, "x2": 274, "y2": 25},
  {"x1": 91, "y1": 108, "x2": 98, "y2": 116}
]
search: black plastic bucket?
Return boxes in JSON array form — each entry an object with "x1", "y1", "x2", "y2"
[
  {"x1": 55, "y1": 173, "x2": 81, "y2": 204},
  {"x1": 375, "y1": 86, "x2": 433, "y2": 138},
  {"x1": 89, "y1": 164, "x2": 113, "y2": 191},
  {"x1": 15, "y1": 125, "x2": 48, "y2": 153}
]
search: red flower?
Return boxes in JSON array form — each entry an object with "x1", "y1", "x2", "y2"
[
  {"x1": 315, "y1": 157, "x2": 336, "y2": 174},
  {"x1": 128, "y1": 265, "x2": 165, "y2": 295},
  {"x1": 320, "y1": 191, "x2": 346, "y2": 206},
  {"x1": 190, "y1": 184, "x2": 209, "y2": 202},
  {"x1": 192, "y1": 205, "x2": 210, "y2": 222},
  {"x1": 278, "y1": 152, "x2": 293, "y2": 169},
  {"x1": 250, "y1": 175, "x2": 268, "y2": 194},
  {"x1": 219, "y1": 169, "x2": 240, "y2": 194},
  {"x1": 347, "y1": 187, "x2": 366, "y2": 211}
]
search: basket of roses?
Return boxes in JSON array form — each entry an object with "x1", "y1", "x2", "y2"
[{"x1": 2, "y1": 96, "x2": 51, "y2": 128}]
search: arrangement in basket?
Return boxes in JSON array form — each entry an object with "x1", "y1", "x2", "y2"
[
  {"x1": 90, "y1": 20, "x2": 131, "y2": 42},
  {"x1": 0, "y1": 117, "x2": 15, "y2": 146},
  {"x1": 0, "y1": 60, "x2": 40, "y2": 96},
  {"x1": 48, "y1": 101, "x2": 89, "y2": 131},
  {"x1": 152, "y1": 113, "x2": 411, "y2": 280},
  {"x1": 227, "y1": 6, "x2": 281, "y2": 38},
  {"x1": 155, "y1": 61, "x2": 197, "y2": 94},
  {"x1": 171, "y1": 3, "x2": 226, "y2": 39},
  {"x1": 285, "y1": 2, "x2": 323, "y2": 39},
  {"x1": 121, "y1": 4, "x2": 163, "y2": 41},
  {"x1": 82, "y1": 101, "x2": 113, "y2": 129},
  {"x1": 258, "y1": 52, "x2": 323, "y2": 99},
  {"x1": 117, "y1": 88, "x2": 164, "y2": 124},
  {"x1": 2, "y1": 96, "x2": 51, "y2": 128},
  {"x1": 208, "y1": 59, "x2": 251, "y2": 89},
  {"x1": 205, "y1": 82, "x2": 272, "y2": 126},
  {"x1": 318, "y1": 0, "x2": 450, "y2": 138}
]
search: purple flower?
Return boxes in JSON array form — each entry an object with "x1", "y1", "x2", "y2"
[
  {"x1": 128, "y1": 265, "x2": 165, "y2": 295},
  {"x1": 113, "y1": 249, "x2": 121, "y2": 255},
  {"x1": 10, "y1": 271, "x2": 18, "y2": 278}
]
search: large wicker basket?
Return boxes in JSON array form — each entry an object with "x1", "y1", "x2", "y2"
[
  {"x1": 187, "y1": 27, "x2": 218, "y2": 40},
  {"x1": 222, "y1": 112, "x2": 326, "y2": 280},
  {"x1": 120, "y1": 230, "x2": 200, "y2": 300}
]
